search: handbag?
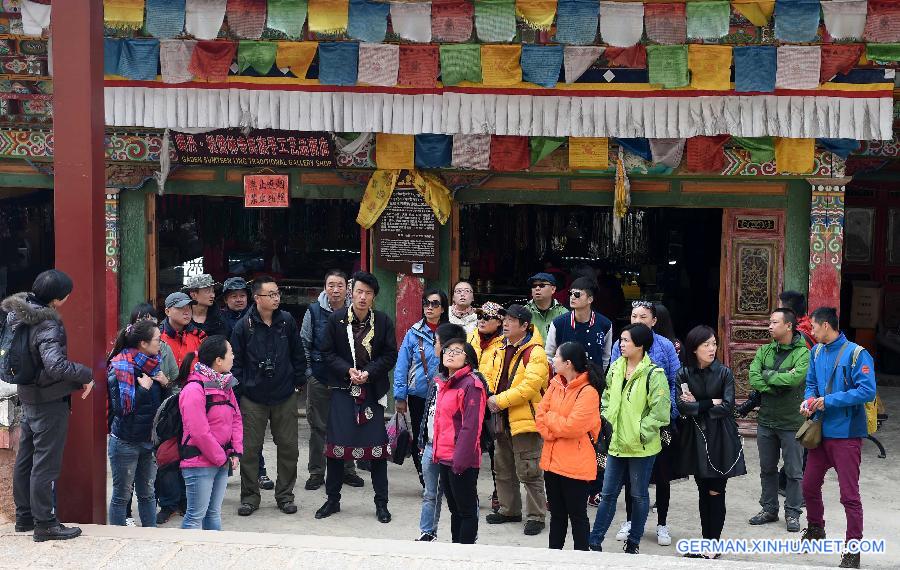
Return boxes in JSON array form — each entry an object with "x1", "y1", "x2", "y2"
[
  {"x1": 588, "y1": 420, "x2": 613, "y2": 471},
  {"x1": 387, "y1": 411, "x2": 412, "y2": 465},
  {"x1": 795, "y1": 343, "x2": 849, "y2": 450}
]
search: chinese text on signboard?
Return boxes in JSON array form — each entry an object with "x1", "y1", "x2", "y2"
[
  {"x1": 172, "y1": 128, "x2": 336, "y2": 168},
  {"x1": 244, "y1": 174, "x2": 290, "y2": 208}
]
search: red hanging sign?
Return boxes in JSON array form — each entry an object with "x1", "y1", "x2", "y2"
[{"x1": 244, "y1": 174, "x2": 290, "y2": 208}]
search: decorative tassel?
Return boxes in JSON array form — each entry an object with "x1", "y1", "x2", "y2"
[{"x1": 612, "y1": 146, "x2": 630, "y2": 247}]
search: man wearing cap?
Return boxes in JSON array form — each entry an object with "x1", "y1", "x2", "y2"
[
  {"x1": 544, "y1": 276, "x2": 613, "y2": 371},
  {"x1": 483, "y1": 304, "x2": 550, "y2": 536},
  {"x1": 185, "y1": 274, "x2": 227, "y2": 338},
  {"x1": 159, "y1": 292, "x2": 205, "y2": 367},
  {"x1": 525, "y1": 273, "x2": 567, "y2": 343},
  {"x1": 221, "y1": 277, "x2": 251, "y2": 337}
]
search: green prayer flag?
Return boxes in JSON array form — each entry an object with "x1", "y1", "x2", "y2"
[
  {"x1": 474, "y1": 0, "x2": 517, "y2": 42},
  {"x1": 238, "y1": 41, "x2": 278, "y2": 74},
  {"x1": 440, "y1": 44, "x2": 482, "y2": 86},
  {"x1": 866, "y1": 43, "x2": 900, "y2": 63},
  {"x1": 686, "y1": 1, "x2": 730, "y2": 40},
  {"x1": 268, "y1": 0, "x2": 308, "y2": 39},
  {"x1": 647, "y1": 45, "x2": 689, "y2": 89},
  {"x1": 530, "y1": 137, "x2": 565, "y2": 165},
  {"x1": 732, "y1": 137, "x2": 775, "y2": 163}
]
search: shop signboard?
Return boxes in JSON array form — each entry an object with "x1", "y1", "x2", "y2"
[
  {"x1": 172, "y1": 128, "x2": 336, "y2": 168},
  {"x1": 244, "y1": 174, "x2": 290, "y2": 208},
  {"x1": 374, "y1": 173, "x2": 440, "y2": 279}
]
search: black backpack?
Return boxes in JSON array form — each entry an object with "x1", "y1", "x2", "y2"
[
  {"x1": 151, "y1": 382, "x2": 234, "y2": 459},
  {"x1": 0, "y1": 310, "x2": 39, "y2": 385}
]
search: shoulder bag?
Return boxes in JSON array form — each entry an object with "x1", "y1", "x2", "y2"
[{"x1": 796, "y1": 343, "x2": 849, "y2": 450}]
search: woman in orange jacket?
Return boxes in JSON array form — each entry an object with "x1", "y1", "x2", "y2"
[{"x1": 535, "y1": 341, "x2": 603, "y2": 551}]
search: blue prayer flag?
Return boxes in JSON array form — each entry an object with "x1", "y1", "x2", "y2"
[
  {"x1": 555, "y1": 0, "x2": 599, "y2": 45},
  {"x1": 146, "y1": 0, "x2": 186, "y2": 39},
  {"x1": 347, "y1": 0, "x2": 390, "y2": 43},
  {"x1": 521, "y1": 44, "x2": 563, "y2": 88},
  {"x1": 415, "y1": 134, "x2": 453, "y2": 169},
  {"x1": 614, "y1": 138, "x2": 652, "y2": 161},
  {"x1": 317, "y1": 42, "x2": 359, "y2": 86},
  {"x1": 734, "y1": 46, "x2": 777, "y2": 92},
  {"x1": 104, "y1": 38, "x2": 123, "y2": 76},
  {"x1": 817, "y1": 138, "x2": 860, "y2": 159},
  {"x1": 118, "y1": 39, "x2": 160, "y2": 81},
  {"x1": 774, "y1": 0, "x2": 821, "y2": 43}
]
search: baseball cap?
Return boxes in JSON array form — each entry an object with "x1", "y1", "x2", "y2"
[
  {"x1": 476, "y1": 301, "x2": 504, "y2": 320},
  {"x1": 527, "y1": 272, "x2": 556, "y2": 287},
  {"x1": 165, "y1": 292, "x2": 196, "y2": 309},
  {"x1": 500, "y1": 303, "x2": 532, "y2": 323},
  {"x1": 222, "y1": 277, "x2": 248, "y2": 293},
  {"x1": 183, "y1": 273, "x2": 217, "y2": 291}
]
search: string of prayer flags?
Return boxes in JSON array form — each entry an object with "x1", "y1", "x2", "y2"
[
  {"x1": 864, "y1": 0, "x2": 900, "y2": 43},
  {"x1": 439, "y1": 44, "x2": 483, "y2": 85},
  {"x1": 530, "y1": 136, "x2": 565, "y2": 165},
  {"x1": 104, "y1": 39, "x2": 124, "y2": 76},
  {"x1": 474, "y1": 0, "x2": 517, "y2": 43},
  {"x1": 521, "y1": 44, "x2": 563, "y2": 88},
  {"x1": 568, "y1": 137, "x2": 609, "y2": 170},
  {"x1": 685, "y1": 135, "x2": 730, "y2": 172},
  {"x1": 515, "y1": 0, "x2": 558, "y2": 31},
  {"x1": 238, "y1": 40, "x2": 276, "y2": 74},
  {"x1": 643, "y1": 3, "x2": 686, "y2": 45},
  {"x1": 774, "y1": 137, "x2": 814, "y2": 174},
  {"x1": 189, "y1": 40, "x2": 237, "y2": 82},
  {"x1": 614, "y1": 138, "x2": 651, "y2": 161},
  {"x1": 160, "y1": 39, "x2": 197, "y2": 83},
  {"x1": 186, "y1": 0, "x2": 227, "y2": 40},
  {"x1": 490, "y1": 135, "x2": 530, "y2": 171},
  {"x1": 599, "y1": 1, "x2": 644, "y2": 48},
  {"x1": 775, "y1": 45, "x2": 821, "y2": 90},
  {"x1": 317, "y1": 41, "x2": 358, "y2": 85},
  {"x1": 774, "y1": 0, "x2": 821, "y2": 43},
  {"x1": 358, "y1": 43, "x2": 399, "y2": 86},
  {"x1": 563, "y1": 46, "x2": 603, "y2": 83},
  {"x1": 414, "y1": 134, "x2": 453, "y2": 169},
  {"x1": 648, "y1": 138, "x2": 685, "y2": 168},
  {"x1": 357, "y1": 169, "x2": 400, "y2": 229},
  {"x1": 820, "y1": 44, "x2": 865, "y2": 82},
  {"x1": 686, "y1": 1, "x2": 730, "y2": 40},
  {"x1": 275, "y1": 41, "x2": 318, "y2": 77},
  {"x1": 646, "y1": 45, "x2": 688, "y2": 89},
  {"x1": 146, "y1": 0, "x2": 187, "y2": 39},
  {"x1": 481, "y1": 44, "x2": 522, "y2": 86},
  {"x1": 398, "y1": 44, "x2": 440, "y2": 87},
  {"x1": 227, "y1": 0, "x2": 266, "y2": 39},
  {"x1": 604, "y1": 45, "x2": 646, "y2": 68},
  {"x1": 866, "y1": 43, "x2": 900, "y2": 63},
  {"x1": 19, "y1": 0, "x2": 52, "y2": 36},
  {"x1": 731, "y1": 0, "x2": 774, "y2": 27},
  {"x1": 432, "y1": 0, "x2": 474, "y2": 42},
  {"x1": 555, "y1": 0, "x2": 599, "y2": 46},
  {"x1": 821, "y1": 0, "x2": 866, "y2": 40},
  {"x1": 734, "y1": 45, "x2": 776, "y2": 92},
  {"x1": 118, "y1": 39, "x2": 161, "y2": 81},
  {"x1": 452, "y1": 134, "x2": 491, "y2": 170},
  {"x1": 390, "y1": 2, "x2": 433, "y2": 43},
  {"x1": 376, "y1": 134, "x2": 415, "y2": 170},
  {"x1": 688, "y1": 45, "x2": 732, "y2": 90},
  {"x1": 267, "y1": 0, "x2": 307, "y2": 39},
  {"x1": 308, "y1": 0, "x2": 348, "y2": 34},
  {"x1": 104, "y1": 0, "x2": 145, "y2": 30},
  {"x1": 817, "y1": 138, "x2": 860, "y2": 159},
  {"x1": 347, "y1": 0, "x2": 389, "y2": 43},
  {"x1": 732, "y1": 136, "x2": 775, "y2": 163}
]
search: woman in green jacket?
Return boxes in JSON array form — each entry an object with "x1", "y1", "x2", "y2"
[{"x1": 588, "y1": 323, "x2": 671, "y2": 554}]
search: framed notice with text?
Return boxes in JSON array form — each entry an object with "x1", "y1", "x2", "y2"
[
  {"x1": 244, "y1": 174, "x2": 290, "y2": 208},
  {"x1": 374, "y1": 172, "x2": 440, "y2": 279}
]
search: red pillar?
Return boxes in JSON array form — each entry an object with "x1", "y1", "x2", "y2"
[
  {"x1": 807, "y1": 177, "x2": 850, "y2": 315},
  {"x1": 51, "y1": 1, "x2": 107, "y2": 524}
]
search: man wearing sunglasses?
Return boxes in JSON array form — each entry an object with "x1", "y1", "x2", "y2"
[
  {"x1": 525, "y1": 273, "x2": 568, "y2": 343},
  {"x1": 543, "y1": 277, "x2": 613, "y2": 373}
]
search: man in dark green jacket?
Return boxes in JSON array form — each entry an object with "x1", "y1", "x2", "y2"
[{"x1": 747, "y1": 308, "x2": 810, "y2": 533}]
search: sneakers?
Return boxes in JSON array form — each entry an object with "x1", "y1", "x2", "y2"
[
  {"x1": 237, "y1": 503, "x2": 259, "y2": 517},
  {"x1": 615, "y1": 520, "x2": 632, "y2": 541},
  {"x1": 801, "y1": 524, "x2": 826, "y2": 541},
  {"x1": 523, "y1": 520, "x2": 545, "y2": 536},
  {"x1": 416, "y1": 532, "x2": 437, "y2": 542},
  {"x1": 277, "y1": 501, "x2": 298, "y2": 514},
  {"x1": 259, "y1": 474, "x2": 275, "y2": 491},
  {"x1": 33, "y1": 523, "x2": 82, "y2": 543},
  {"x1": 486, "y1": 513, "x2": 522, "y2": 524},
  {"x1": 305, "y1": 475, "x2": 325, "y2": 490},
  {"x1": 786, "y1": 516, "x2": 801, "y2": 533},
  {"x1": 125, "y1": 518, "x2": 136, "y2": 527},
  {"x1": 588, "y1": 493, "x2": 601, "y2": 507},
  {"x1": 623, "y1": 540, "x2": 640, "y2": 554},
  {"x1": 656, "y1": 524, "x2": 672, "y2": 546},
  {"x1": 839, "y1": 552, "x2": 860, "y2": 569},
  {"x1": 749, "y1": 510, "x2": 779, "y2": 525},
  {"x1": 156, "y1": 507, "x2": 176, "y2": 525}
]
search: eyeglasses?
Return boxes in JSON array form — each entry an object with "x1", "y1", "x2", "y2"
[
  {"x1": 443, "y1": 347, "x2": 465, "y2": 357},
  {"x1": 531, "y1": 283, "x2": 551, "y2": 289},
  {"x1": 257, "y1": 291, "x2": 281, "y2": 299},
  {"x1": 423, "y1": 300, "x2": 442, "y2": 308},
  {"x1": 454, "y1": 288, "x2": 473, "y2": 294},
  {"x1": 570, "y1": 290, "x2": 584, "y2": 299}
]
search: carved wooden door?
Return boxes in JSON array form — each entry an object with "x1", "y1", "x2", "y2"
[{"x1": 719, "y1": 209, "x2": 785, "y2": 433}]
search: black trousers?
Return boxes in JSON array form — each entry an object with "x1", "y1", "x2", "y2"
[
  {"x1": 439, "y1": 464, "x2": 479, "y2": 544},
  {"x1": 14, "y1": 401, "x2": 70, "y2": 525},
  {"x1": 408, "y1": 395, "x2": 426, "y2": 477},
  {"x1": 326, "y1": 456, "x2": 388, "y2": 505},
  {"x1": 545, "y1": 471, "x2": 591, "y2": 550},
  {"x1": 696, "y1": 477, "x2": 728, "y2": 540}
]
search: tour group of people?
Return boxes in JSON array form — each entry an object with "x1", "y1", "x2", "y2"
[{"x1": 3, "y1": 268, "x2": 876, "y2": 568}]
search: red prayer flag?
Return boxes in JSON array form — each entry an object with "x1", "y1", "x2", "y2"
[
  {"x1": 685, "y1": 135, "x2": 731, "y2": 173},
  {"x1": 490, "y1": 136, "x2": 530, "y2": 172},
  {"x1": 605, "y1": 45, "x2": 647, "y2": 68},
  {"x1": 864, "y1": 0, "x2": 900, "y2": 43},
  {"x1": 189, "y1": 40, "x2": 237, "y2": 82},
  {"x1": 644, "y1": 3, "x2": 686, "y2": 45},
  {"x1": 226, "y1": 0, "x2": 267, "y2": 39},
  {"x1": 820, "y1": 44, "x2": 864, "y2": 83},
  {"x1": 432, "y1": 0, "x2": 474, "y2": 43},
  {"x1": 398, "y1": 44, "x2": 440, "y2": 87}
]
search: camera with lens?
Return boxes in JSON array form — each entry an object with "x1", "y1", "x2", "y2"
[
  {"x1": 735, "y1": 390, "x2": 762, "y2": 418},
  {"x1": 258, "y1": 358, "x2": 276, "y2": 378}
]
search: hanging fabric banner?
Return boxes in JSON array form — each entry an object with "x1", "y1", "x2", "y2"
[
  {"x1": 399, "y1": 44, "x2": 440, "y2": 87},
  {"x1": 308, "y1": 0, "x2": 349, "y2": 34},
  {"x1": 186, "y1": 0, "x2": 228, "y2": 40},
  {"x1": 563, "y1": 45, "x2": 603, "y2": 83},
  {"x1": 775, "y1": 45, "x2": 821, "y2": 90},
  {"x1": 734, "y1": 45, "x2": 776, "y2": 92},
  {"x1": 317, "y1": 42, "x2": 358, "y2": 85},
  {"x1": 335, "y1": 132, "x2": 374, "y2": 168},
  {"x1": 688, "y1": 45, "x2": 732, "y2": 90},
  {"x1": 649, "y1": 138, "x2": 685, "y2": 168},
  {"x1": 686, "y1": 1, "x2": 730, "y2": 40},
  {"x1": 412, "y1": 171, "x2": 453, "y2": 225},
  {"x1": 474, "y1": 0, "x2": 517, "y2": 43},
  {"x1": 118, "y1": 39, "x2": 161, "y2": 81},
  {"x1": 238, "y1": 40, "x2": 276, "y2": 74},
  {"x1": 864, "y1": 0, "x2": 900, "y2": 43},
  {"x1": 275, "y1": 41, "x2": 317, "y2": 77},
  {"x1": 732, "y1": 136, "x2": 775, "y2": 162},
  {"x1": 819, "y1": 44, "x2": 864, "y2": 82},
  {"x1": 599, "y1": 1, "x2": 644, "y2": 48},
  {"x1": 731, "y1": 0, "x2": 775, "y2": 27},
  {"x1": 515, "y1": 0, "x2": 557, "y2": 31},
  {"x1": 821, "y1": 0, "x2": 866, "y2": 40},
  {"x1": 521, "y1": 44, "x2": 563, "y2": 88},
  {"x1": 866, "y1": 43, "x2": 900, "y2": 63},
  {"x1": 817, "y1": 138, "x2": 860, "y2": 159},
  {"x1": 357, "y1": 169, "x2": 400, "y2": 229},
  {"x1": 644, "y1": 3, "x2": 686, "y2": 45},
  {"x1": 612, "y1": 148, "x2": 629, "y2": 245},
  {"x1": 189, "y1": 40, "x2": 236, "y2": 82},
  {"x1": 376, "y1": 134, "x2": 415, "y2": 170},
  {"x1": 227, "y1": 0, "x2": 267, "y2": 39},
  {"x1": 568, "y1": 137, "x2": 609, "y2": 170},
  {"x1": 267, "y1": 0, "x2": 307, "y2": 39},
  {"x1": 685, "y1": 135, "x2": 731, "y2": 172},
  {"x1": 433, "y1": 0, "x2": 474, "y2": 42},
  {"x1": 452, "y1": 134, "x2": 491, "y2": 169},
  {"x1": 774, "y1": 0, "x2": 821, "y2": 43},
  {"x1": 530, "y1": 136, "x2": 565, "y2": 165},
  {"x1": 19, "y1": 0, "x2": 52, "y2": 36},
  {"x1": 774, "y1": 137, "x2": 814, "y2": 173},
  {"x1": 490, "y1": 135, "x2": 530, "y2": 171},
  {"x1": 390, "y1": 2, "x2": 433, "y2": 43},
  {"x1": 347, "y1": 0, "x2": 389, "y2": 43},
  {"x1": 105, "y1": 38, "x2": 123, "y2": 76},
  {"x1": 415, "y1": 134, "x2": 453, "y2": 169},
  {"x1": 646, "y1": 45, "x2": 688, "y2": 89},
  {"x1": 614, "y1": 138, "x2": 651, "y2": 161},
  {"x1": 555, "y1": 0, "x2": 599, "y2": 45},
  {"x1": 160, "y1": 40, "x2": 197, "y2": 83},
  {"x1": 104, "y1": 0, "x2": 145, "y2": 30},
  {"x1": 604, "y1": 45, "x2": 646, "y2": 68},
  {"x1": 358, "y1": 43, "x2": 399, "y2": 86},
  {"x1": 146, "y1": 0, "x2": 186, "y2": 39},
  {"x1": 440, "y1": 44, "x2": 482, "y2": 85},
  {"x1": 481, "y1": 44, "x2": 522, "y2": 86}
]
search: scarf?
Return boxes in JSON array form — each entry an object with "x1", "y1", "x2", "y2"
[
  {"x1": 110, "y1": 348, "x2": 161, "y2": 415},
  {"x1": 451, "y1": 305, "x2": 474, "y2": 320},
  {"x1": 193, "y1": 361, "x2": 235, "y2": 391},
  {"x1": 347, "y1": 308, "x2": 375, "y2": 424}
]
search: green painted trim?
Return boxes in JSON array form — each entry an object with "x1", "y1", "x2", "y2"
[
  {"x1": 0, "y1": 172, "x2": 53, "y2": 189},
  {"x1": 119, "y1": 189, "x2": 148, "y2": 325},
  {"x1": 784, "y1": 180, "x2": 812, "y2": 295}
]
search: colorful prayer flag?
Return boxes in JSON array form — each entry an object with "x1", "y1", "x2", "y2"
[
  {"x1": 649, "y1": 139, "x2": 685, "y2": 168},
  {"x1": 555, "y1": 0, "x2": 599, "y2": 45},
  {"x1": 615, "y1": 138, "x2": 652, "y2": 161},
  {"x1": 146, "y1": 0, "x2": 186, "y2": 39},
  {"x1": 440, "y1": 44, "x2": 483, "y2": 85},
  {"x1": 599, "y1": 1, "x2": 644, "y2": 48},
  {"x1": 398, "y1": 44, "x2": 440, "y2": 88},
  {"x1": 452, "y1": 134, "x2": 491, "y2": 170},
  {"x1": 647, "y1": 45, "x2": 688, "y2": 89},
  {"x1": 821, "y1": 0, "x2": 866, "y2": 40},
  {"x1": 774, "y1": 0, "x2": 821, "y2": 43},
  {"x1": 686, "y1": 1, "x2": 730, "y2": 40},
  {"x1": 186, "y1": 0, "x2": 228, "y2": 40},
  {"x1": 474, "y1": 0, "x2": 517, "y2": 42},
  {"x1": 688, "y1": 45, "x2": 732, "y2": 90},
  {"x1": 819, "y1": 44, "x2": 864, "y2": 82},
  {"x1": 569, "y1": 137, "x2": 609, "y2": 170},
  {"x1": 275, "y1": 41, "x2": 317, "y2": 77},
  {"x1": 357, "y1": 169, "x2": 400, "y2": 229},
  {"x1": 105, "y1": 38, "x2": 123, "y2": 76},
  {"x1": 515, "y1": 0, "x2": 557, "y2": 31},
  {"x1": 732, "y1": 136, "x2": 775, "y2": 163},
  {"x1": 563, "y1": 46, "x2": 603, "y2": 83},
  {"x1": 864, "y1": 0, "x2": 900, "y2": 43},
  {"x1": 189, "y1": 40, "x2": 237, "y2": 82},
  {"x1": 308, "y1": 0, "x2": 348, "y2": 34},
  {"x1": 530, "y1": 136, "x2": 565, "y2": 165},
  {"x1": 347, "y1": 0, "x2": 389, "y2": 43},
  {"x1": 604, "y1": 45, "x2": 646, "y2": 68},
  {"x1": 521, "y1": 44, "x2": 563, "y2": 88},
  {"x1": 104, "y1": 0, "x2": 145, "y2": 29},
  {"x1": 415, "y1": 134, "x2": 453, "y2": 169},
  {"x1": 238, "y1": 40, "x2": 276, "y2": 74},
  {"x1": 227, "y1": 0, "x2": 266, "y2": 39},
  {"x1": 490, "y1": 136, "x2": 530, "y2": 171},
  {"x1": 432, "y1": 0, "x2": 474, "y2": 42},
  {"x1": 317, "y1": 42, "x2": 359, "y2": 86},
  {"x1": 731, "y1": 0, "x2": 775, "y2": 27},
  {"x1": 391, "y1": 2, "x2": 433, "y2": 43},
  {"x1": 866, "y1": 43, "x2": 900, "y2": 63},
  {"x1": 376, "y1": 134, "x2": 415, "y2": 170},
  {"x1": 358, "y1": 43, "x2": 399, "y2": 86},
  {"x1": 644, "y1": 3, "x2": 686, "y2": 45},
  {"x1": 734, "y1": 45, "x2": 776, "y2": 92},
  {"x1": 774, "y1": 138, "x2": 814, "y2": 173},
  {"x1": 775, "y1": 45, "x2": 821, "y2": 90},
  {"x1": 267, "y1": 0, "x2": 307, "y2": 39},
  {"x1": 19, "y1": 0, "x2": 51, "y2": 36},
  {"x1": 685, "y1": 135, "x2": 731, "y2": 172},
  {"x1": 160, "y1": 39, "x2": 197, "y2": 83},
  {"x1": 118, "y1": 39, "x2": 160, "y2": 81},
  {"x1": 481, "y1": 44, "x2": 522, "y2": 86}
]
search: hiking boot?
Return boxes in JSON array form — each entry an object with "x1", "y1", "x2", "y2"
[
  {"x1": 416, "y1": 532, "x2": 436, "y2": 542},
  {"x1": 486, "y1": 513, "x2": 522, "y2": 524},
  {"x1": 623, "y1": 540, "x2": 640, "y2": 554},
  {"x1": 375, "y1": 504, "x2": 392, "y2": 523},
  {"x1": 615, "y1": 520, "x2": 631, "y2": 541},
  {"x1": 15, "y1": 518, "x2": 35, "y2": 532},
  {"x1": 277, "y1": 502, "x2": 298, "y2": 514},
  {"x1": 156, "y1": 507, "x2": 176, "y2": 525},
  {"x1": 523, "y1": 520, "x2": 545, "y2": 535},
  {"x1": 258, "y1": 474, "x2": 275, "y2": 490},
  {"x1": 657, "y1": 524, "x2": 672, "y2": 546},
  {"x1": 315, "y1": 499, "x2": 340, "y2": 519},
  {"x1": 237, "y1": 503, "x2": 258, "y2": 517},
  {"x1": 839, "y1": 552, "x2": 860, "y2": 569},
  {"x1": 801, "y1": 524, "x2": 826, "y2": 541},
  {"x1": 588, "y1": 493, "x2": 601, "y2": 507},
  {"x1": 305, "y1": 475, "x2": 325, "y2": 490},
  {"x1": 343, "y1": 473, "x2": 365, "y2": 488},
  {"x1": 749, "y1": 510, "x2": 779, "y2": 525},
  {"x1": 786, "y1": 516, "x2": 801, "y2": 533},
  {"x1": 33, "y1": 523, "x2": 81, "y2": 543}
]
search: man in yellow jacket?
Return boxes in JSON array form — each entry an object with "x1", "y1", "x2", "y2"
[{"x1": 484, "y1": 304, "x2": 550, "y2": 536}]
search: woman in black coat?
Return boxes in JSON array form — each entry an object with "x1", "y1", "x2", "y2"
[{"x1": 675, "y1": 325, "x2": 746, "y2": 558}]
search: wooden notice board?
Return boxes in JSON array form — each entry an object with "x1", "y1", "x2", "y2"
[
  {"x1": 244, "y1": 174, "x2": 290, "y2": 208},
  {"x1": 374, "y1": 174, "x2": 440, "y2": 279}
]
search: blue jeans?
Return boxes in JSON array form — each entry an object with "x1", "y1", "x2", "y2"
[
  {"x1": 589, "y1": 454, "x2": 656, "y2": 546},
  {"x1": 419, "y1": 444, "x2": 443, "y2": 535},
  {"x1": 108, "y1": 436, "x2": 157, "y2": 527},
  {"x1": 182, "y1": 466, "x2": 229, "y2": 530}
]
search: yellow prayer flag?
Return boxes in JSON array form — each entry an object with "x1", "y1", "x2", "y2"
[
  {"x1": 731, "y1": 0, "x2": 775, "y2": 27},
  {"x1": 308, "y1": 0, "x2": 349, "y2": 34},
  {"x1": 104, "y1": 0, "x2": 145, "y2": 29},
  {"x1": 276, "y1": 42, "x2": 319, "y2": 78},
  {"x1": 376, "y1": 134, "x2": 415, "y2": 171},
  {"x1": 775, "y1": 138, "x2": 815, "y2": 174},
  {"x1": 356, "y1": 170, "x2": 400, "y2": 229},
  {"x1": 515, "y1": 0, "x2": 558, "y2": 31},
  {"x1": 689, "y1": 45, "x2": 732, "y2": 90},
  {"x1": 412, "y1": 170, "x2": 452, "y2": 225},
  {"x1": 568, "y1": 137, "x2": 609, "y2": 170},
  {"x1": 481, "y1": 45, "x2": 522, "y2": 87}
]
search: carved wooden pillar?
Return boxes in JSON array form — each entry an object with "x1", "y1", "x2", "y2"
[{"x1": 807, "y1": 177, "x2": 850, "y2": 313}]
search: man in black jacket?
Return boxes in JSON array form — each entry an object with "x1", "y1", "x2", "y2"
[{"x1": 230, "y1": 276, "x2": 307, "y2": 516}]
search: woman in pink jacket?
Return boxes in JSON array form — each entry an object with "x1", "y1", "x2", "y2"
[{"x1": 177, "y1": 335, "x2": 243, "y2": 530}]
